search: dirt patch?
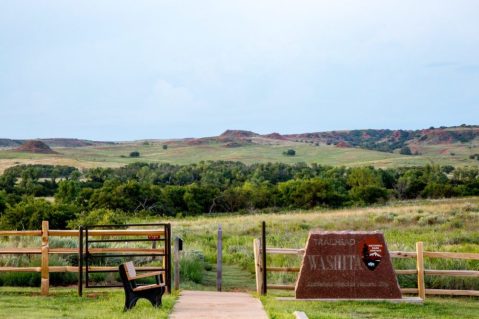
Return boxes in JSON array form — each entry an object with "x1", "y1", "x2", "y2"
[{"x1": 336, "y1": 141, "x2": 351, "y2": 148}]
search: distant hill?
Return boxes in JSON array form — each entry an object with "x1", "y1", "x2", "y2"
[
  {"x1": 2, "y1": 126, "x2": 477, "y2": 153},
  {"x1": 15, "y1": 140, "x2": 57, "y2": 154},
  {"x1": 281, "y1": 125, "x2": 479, "y2": 153},
  {"x1": 0, "y1": 139, "x2": 23, "y2": 148},
  {"x1": 0, "y1": 138, "x2": 114, "y2": 148},
  {"x1": 1, "y1": 125, "x2": 479, "y2": 173},
  {"x1": 219, "y1": 130, "x2": 258, "y2": 139}
]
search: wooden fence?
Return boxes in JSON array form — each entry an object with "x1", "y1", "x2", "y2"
[
  {"x1": 0, "y1": 221, "x2": 169, "y2": 296},
  {"x1": 253, "y1": 239, "x2": 479, "y2": 299}
]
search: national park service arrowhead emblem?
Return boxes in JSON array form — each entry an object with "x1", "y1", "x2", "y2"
[{"x1": 359, "y1": 238, "x2": 384, "y2": 271}]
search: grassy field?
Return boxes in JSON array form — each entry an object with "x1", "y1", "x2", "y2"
[
  {"x1": 1, "y1": 138, "x2": 479, "y2": 173},
  {"x1": 0, "y1": 287, "x2": 177, "y2": 319},
  {"x1": 163, "y1": 196, "x2": 479, "y2": 263},
  {"x1": 1, "y1": 197, "x2": 478, "y2": 318}
]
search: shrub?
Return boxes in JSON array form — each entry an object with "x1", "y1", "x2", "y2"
[
  {"x1": 129, "y1": 151, "x2": 140, "y2": 157},
  {"x1": 283, "y1": 149, "x2": 296, "y2": 156},
  {"x1": 67, "y1": 208, "x2": 126, "y2": 229},
  {"x1": 349, "y1": 185, "x2": 389, "y2": 205},
  {"x1": 0, "y1": 198, "x2": 78, "y2": 230},
  {"x1": 421, "y1": 182, "x2": 456, "y2": 198},
  {"x1": 162, "y1": 145, "x2": 168, "y2": 150},
  {"x1": 399, "y1": 146, "x2": 412, "y2": 155}
]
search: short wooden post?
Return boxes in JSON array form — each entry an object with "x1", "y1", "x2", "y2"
[
  {"x1": 253, "y1": 238, "x2": 263, "y2": 294},
  {"x1": 217, "y1": 224, "x2": 222, "y2": 292},
  {"x1": 261, "y1": 221, "x2": 267, "y2": 295},
  {"x1": 41, "y1": 220, "x2": 49, "y2": 296},
  {"x1": 416, "y1": 241, "x2": 426, "y2": 300},
  {"x1": 163, "y1": 224, "x2": 172, "y2": 293},
  {"x1": 78, "y1": 226, "x2": 83, "y2": 297},
  {"x1": 174, "y1": 237, "x2": 180, "y2": 290}
]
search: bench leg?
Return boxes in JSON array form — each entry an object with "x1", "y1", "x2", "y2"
[
  {"x1": 145, "y1": 292, "x2": 162, "y2": 307},
  {"x1": 124, "y1": 295, "x2": 139, "y2": 311}
]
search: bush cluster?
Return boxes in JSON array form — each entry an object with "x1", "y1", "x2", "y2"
[{"x1": 0, "y1": 162, "x2": 478, "y2": 229}]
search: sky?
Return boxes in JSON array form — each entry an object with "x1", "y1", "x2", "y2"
[{"x1": 1, "y1": 0, "x2": 478, "y2": 140}]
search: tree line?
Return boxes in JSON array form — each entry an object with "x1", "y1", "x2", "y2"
[{"x1": 0, "y1": 162, "x2": 478, "y2": 229}]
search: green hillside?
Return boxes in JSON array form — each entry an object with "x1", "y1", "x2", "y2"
[
  {"x1": 1, "y1": 126, "x2": 479, "y2": 173},
  {"x1": 1, "y1": 138, "x2": 478, "y2": 174}
]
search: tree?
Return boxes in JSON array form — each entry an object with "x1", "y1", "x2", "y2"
[
  {"x1": 162, "y1": 144, "x2": 168, "y2": 150},
  {"x1": 67, "y1": 208, "x2": 126, "y2": 229},
  {"x1": 349, "y1": 185, "x2": 389, "y2": 205},
  {"x1": 0, "y1": 191, "x2": 6, "y2": 214},
  {"x1": 347, "y1": 167, "x2": 382, "y2": 188},
  {"x1": 283, "y1": 149, "x2": 296, "y2": 156},
  {"x1": 182, "y1": 183, "x2": 219, "y2": 215},
  {"x1": 0, "y1": 197, "x2": 77, "y2": 229},
  {"x1": 395, "y1": 169, "x2": 426, "y2": 199},
  {"x1": 55, "y1": 180, "x2": 81, "y2": 204},
  {"x1": 129, "y1": 151, "x2": 140, "y2": 157}
]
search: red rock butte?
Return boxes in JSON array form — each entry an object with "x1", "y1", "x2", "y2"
[{"x1": 15, "y1": 140, "x2": 57, "y2": 154}]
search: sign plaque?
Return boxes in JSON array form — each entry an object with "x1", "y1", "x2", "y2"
[{"x1": 295, "y1": 231, "x2": 402, "y2": 299}]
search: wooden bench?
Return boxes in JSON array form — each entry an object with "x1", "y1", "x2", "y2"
[{"x1": 118, "y1": 261, "x2": 165, "y2": 311}]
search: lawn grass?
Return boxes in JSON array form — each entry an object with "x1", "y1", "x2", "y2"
[
  {"x1": 179, "y1": 264, "x2": 256, "y2": 292},
  {"x1": 0, "y1": 287, "x2": 177, "y2": 319},
  {"x1": 261, "y1": 292, "x2": 479, "y2": 319}
]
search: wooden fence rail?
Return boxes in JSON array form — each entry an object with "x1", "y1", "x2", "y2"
[
  {"x1": 253, "y1": 239, "x2": 479, "y2": 299},
  {"x1": 0, "y1": 221, "x2": 169, "y2": 296}
]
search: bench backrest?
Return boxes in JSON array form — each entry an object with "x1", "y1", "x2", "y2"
[{"x1": 124, "y1": 261, "x2": 137, "y2": 280}]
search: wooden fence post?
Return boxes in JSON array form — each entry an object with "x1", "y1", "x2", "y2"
[
  {"x1": 217, "y1": 224, "x2": 222, "y2": 292},
  {"x1": 78, "y1": 226, "x2": 83, "y2": 297},
  {"x1": 261, "y1": 221, "x2": 267, "y2": 295},
  {"x1": 253, "y1": 238, "x2": 263, "y2": 294},
  {"x1": 41, "y1": 220, "x2": 49, "y2": 296},
  {"x1": 416, "y1": 241, "x2": 426, "y2": 300}
]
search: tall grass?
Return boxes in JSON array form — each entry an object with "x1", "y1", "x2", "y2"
[{"x1": 162, "y1": 197, "x2": 479, "y2": 291}]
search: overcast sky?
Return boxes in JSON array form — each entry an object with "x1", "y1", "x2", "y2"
[{"x1": 1, "y1": 0, "x2": 478, "y2": 140}]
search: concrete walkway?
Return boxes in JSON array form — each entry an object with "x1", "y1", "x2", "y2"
[{"x1": 169, "y1": 290, "x2": 269, "y2": 319}]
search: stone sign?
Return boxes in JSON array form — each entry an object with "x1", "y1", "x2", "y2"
[{"x1": 295, "y1": 231, "x2": 402, "y2": 299}]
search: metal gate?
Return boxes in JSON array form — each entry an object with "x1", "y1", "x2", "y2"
[{"x1": 78, "y1": 223, "x2": 171, "y2": 296}]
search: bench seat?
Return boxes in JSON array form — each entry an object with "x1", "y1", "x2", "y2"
[{"x1": 133, "y1": 283, "x2": 165, "y2": 292}]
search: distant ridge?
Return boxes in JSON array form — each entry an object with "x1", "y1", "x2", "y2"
[
  {"x1": 219, "y1": 130, "x2": 258, "y2": 139},
  {"x1": 281, "y1": 125, "x2": 479, "y2": 153},
  {"x1": 1, "y1": 125, "x2": 478, "y2": 155},
  {"x1": 0, "y1": 138, "x2": 114, "y2": 148},
  {"x1": 0, "y1": 139, "x2": 22, "y2": 148}
]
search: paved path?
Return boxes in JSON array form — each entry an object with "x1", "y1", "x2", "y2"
[{"x1": 169, "y1": 290, "x2": 269, "y2": 319}]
